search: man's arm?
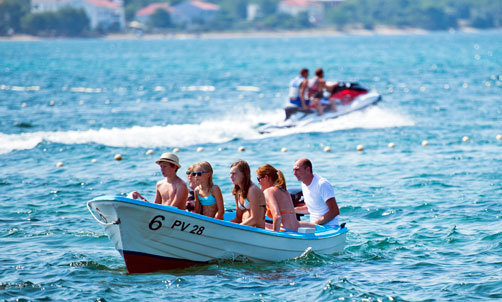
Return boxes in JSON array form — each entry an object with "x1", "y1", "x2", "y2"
[
  {"x1": 154, "y1": 182, "x2": 162, "y2": 204},
  {"x1": 314, "y1": 197, "x2": 339, "y2": 225},
  {"x1": 299, "y1": 79, "x2": 309, "y2": 109},
  {"x1": 170, "y1": 182, "x2": 188, "y2": 210},
  {"x1": 294, "y1": 205, "x2": 309, "y2": 214}
]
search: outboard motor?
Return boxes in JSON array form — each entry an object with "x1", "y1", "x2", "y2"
[{"x1": 288, "y1": 188, "x2": 305, "y2": 221}]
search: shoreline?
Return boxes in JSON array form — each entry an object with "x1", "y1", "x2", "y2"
[{"x1": 0, "y1": 26, "x2": 484, "y2": 41}]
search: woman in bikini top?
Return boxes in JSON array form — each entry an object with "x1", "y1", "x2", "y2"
[
  {"x1": 256, "y1": 164, "x2": 300, "y2": 232},
  {"x1": 229, "y1": 160, "x2": 266, "y2": 228}
]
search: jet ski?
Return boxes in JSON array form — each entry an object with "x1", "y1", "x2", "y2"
[{"x1": 259, "y1": 82, "x2": 381, "y2": 134}]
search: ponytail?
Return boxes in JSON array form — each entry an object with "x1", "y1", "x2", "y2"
[{"x1": 276, "y1": 169, "x2": 287, "y2": 191}]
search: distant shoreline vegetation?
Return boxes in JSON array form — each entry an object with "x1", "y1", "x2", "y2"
[{"x1": 1, "y1": 0, "x2": 501, "y2": 37}]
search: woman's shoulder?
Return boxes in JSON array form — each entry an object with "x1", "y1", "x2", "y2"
[
  {"x1": 249, "y1": 184, "x2": 265, "y2": 200},
  {"x1": 211, "y1": 185, "x2": 222, "y2": 195}
]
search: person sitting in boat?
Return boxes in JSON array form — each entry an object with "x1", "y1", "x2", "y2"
[
  {"x1": 126, "y1": 153, "x2": 188, "y2": 210},
  {"x1": 185, "y1": 164, "x2": 197, "y2": 212},
  {"x1": 229, "y1": 160, "x2": 266, "y2": 228},
  {"x1": 289, "y1": 68, "x2": 310, "y2": 110},
  {"x1": 151, "y1": 152, "x2": 188, "y2": 209},
  {"x1": 192, "y1": 161, "x2": 225, "y2": 220},
  {"x1": 256, "y1": 164, "x2": 300, "y2": 232},
  {"x1": 293, "y1": 158, "x2": 340, "y2": 228},
  {"x1": 308, "y1": 68, "x2": 338, "y2": 115}
]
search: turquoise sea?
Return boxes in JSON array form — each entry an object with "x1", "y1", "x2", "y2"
[{"x1": 1, "y1": 31, "x2": 501, "y2": 301}]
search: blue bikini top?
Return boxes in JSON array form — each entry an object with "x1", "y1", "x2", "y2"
[{"x1": 196, "y1": 189, "x2": 217, "y2": 206}]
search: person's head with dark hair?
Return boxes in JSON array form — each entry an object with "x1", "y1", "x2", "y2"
[
  {"x1": 300, "y1": 68, "x2": 309, "y2": 78},
  {"x1": 230, "y1": 160, "x2": 252, "y2": 199},
  {"x1": 315, "y1": 68, "x2": 324, "y2": 78},
  {"x1": 293, "y1": 158, "x2": 314, "y2": 184}
]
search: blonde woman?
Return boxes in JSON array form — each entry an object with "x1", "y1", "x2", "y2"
[
  {"x1": 192, "y1": 161, "x2": 224, "y2": 220},
  {"x1": 256, "y1": 164, "x2": 300, "y2": 232}
]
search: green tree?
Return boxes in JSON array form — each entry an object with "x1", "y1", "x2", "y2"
[
  {"x1": 57, "y1": 7, "x2": 90, "y2": 36},
  {"x1": 218, "y1": 0, "x2": 247, "y2": 20},
  {"x1": 21, "y1": 8, "x2": 89, "y2": 37},
  {"x1": 148, "y1": 8, "x2": 172, "y2": 28},
  {"x1": 0, "y1": 0, "x2": 30, "y2": 35},
  {"x1": 255, "y1": 0, "x2": 278, "y2": 16}
]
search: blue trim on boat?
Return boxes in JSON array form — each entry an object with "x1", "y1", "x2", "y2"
[{"x1": 89, "y1": 196, "x2": 349, "y2": 239}]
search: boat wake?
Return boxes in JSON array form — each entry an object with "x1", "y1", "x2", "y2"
[{"x1": 0, "y1": 106, "x2": 413, "y2": 154}]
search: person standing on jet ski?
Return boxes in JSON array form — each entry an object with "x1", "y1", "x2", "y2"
[
  {"x1": 308, "y1": 68, "x2": 338, "y2": 115},
  {"x1": 289, "y1": 68, "x2": 310, "y2": 110}
]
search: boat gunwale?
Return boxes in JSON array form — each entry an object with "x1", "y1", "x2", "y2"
[{"x1": 88, "y1": 196, "x2": 348, "y2": 240}]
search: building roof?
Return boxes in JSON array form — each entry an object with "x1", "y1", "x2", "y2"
[
  {"x1": 190, "y1": 0, "x2": 219, "y2": 11},
  {"x1": 280, "y1": 0, "x2": 310, "y2": 7},
  {"x1": 32, "y1": 0, "x2": 72, "y2": 3},
  {"x1": 136, "y1": 2, "x2": 171, "y2": 17},
  {"x1": 84, "y1": 0, "x2": 121, "y2": 9}
]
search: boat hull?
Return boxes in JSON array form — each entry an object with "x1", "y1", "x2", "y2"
[{"x1": 88, "y1": 196, "x2": 348, "y2": 273}]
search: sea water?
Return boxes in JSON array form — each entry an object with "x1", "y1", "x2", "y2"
[{"x1": 1, "y1": 31, "x2": 501, "y2": 301}]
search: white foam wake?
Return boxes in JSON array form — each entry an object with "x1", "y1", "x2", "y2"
[
  {"x1": 0, "y1": 106, "x2": 412, "y2": 154},
  {"x1": 260, "y1": 106, "x2": 414, "y2": 138}
]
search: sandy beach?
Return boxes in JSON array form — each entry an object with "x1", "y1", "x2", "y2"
[{"x1": 0, "y1": 26, "x2": 477, "y2": 41}]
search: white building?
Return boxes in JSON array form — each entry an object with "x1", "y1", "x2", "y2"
[
  {"x1": 81, "y1": 0, "x2": 125, "y2": 30},
  {"x1": 278, "y1": 0, "x2": 324, "y2": 24},
  {"x1": 31, "y1": 0, "x2": 125, "y2": 31},
  {"x1": 247, "y1": 4, "x2": 260, "y2": 21}
]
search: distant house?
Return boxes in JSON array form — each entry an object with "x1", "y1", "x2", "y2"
[
  {"x1": 311, "y1": 0, "x2": 345, "y2": 7},
  {"x1": 135, "y1": 2, "x2": 171, "y2": 24},
  {"x1": 31, "y1": 0, "x2": 125, "y2": 30},
  {"x1": 81, "y1": 0, "x2": 125, "y2": 30},
  {"x1": 278, "y1": 0, "x2": 324, "y2": 24},
  {"x1": 171, "y1": 0, "x2": 220, "y2": 27}
]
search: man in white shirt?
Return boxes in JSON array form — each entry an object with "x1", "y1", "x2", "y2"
[{"x1": 293, "y1": 158, "x2": 340, "y2": 227}]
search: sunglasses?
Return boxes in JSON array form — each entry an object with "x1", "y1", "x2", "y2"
[
  {"x1": 256, "y1": 176, "x2": 264, "y2": 182},
  {"x1": 186, "y1": 171, "x2": 207, "y2": 177}
]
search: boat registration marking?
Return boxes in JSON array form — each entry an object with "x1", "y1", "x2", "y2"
[
  {"x1": 148, "y1": 215, "x2": 205, "y2": 235},
  {"x1": 171, "y1": 219, "x2": 205, "y2": 235}
]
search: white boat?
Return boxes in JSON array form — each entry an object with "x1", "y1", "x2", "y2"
[{"x1": 87, "y1": 196, "x2": 348, "y2": 273}]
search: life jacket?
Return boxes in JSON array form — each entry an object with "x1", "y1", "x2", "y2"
[{"x1": 288, "y1": 76, "x2": 308, "y2": 99}]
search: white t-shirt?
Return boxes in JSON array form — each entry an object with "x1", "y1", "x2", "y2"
[{"x1": 301, "y1": 174, "x2": 339, "y2": 227}]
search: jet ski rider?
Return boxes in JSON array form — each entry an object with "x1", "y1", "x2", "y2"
[
  {"x1": 308, "y1": 68, "x2": 338, "y2": 115},
  {"x1": 289, "y1": 68, "x2": 310, "y2": 110}
]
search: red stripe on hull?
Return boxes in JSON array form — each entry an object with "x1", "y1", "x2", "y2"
[{"x1": 121, "y1": 250, "x2": 205, "y2": 273}]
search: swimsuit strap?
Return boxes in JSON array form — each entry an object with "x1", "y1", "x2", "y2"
[
  {"x1": 279, "y1": 210, "x2": 295, "y2": 215},
  {"x1": 276, "y1": 185, "x2": 286, "y2": 192}
]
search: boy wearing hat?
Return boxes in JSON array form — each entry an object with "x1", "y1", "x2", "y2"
[{"x1": 153, "y1": 152, "x2": 188, "y2": 209}]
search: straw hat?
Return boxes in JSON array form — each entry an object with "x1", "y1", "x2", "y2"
[{"x1": 155, "y1": 152, "x2": 181, "y2": 168}]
